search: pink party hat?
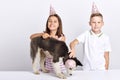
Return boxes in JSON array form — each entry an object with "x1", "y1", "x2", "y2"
[
  {"x1": 92, "y1": 2, "x2": 99, "y2": 13},
  {"x1": 49, "y1": 5, "x2": 56, "y2": 15}
]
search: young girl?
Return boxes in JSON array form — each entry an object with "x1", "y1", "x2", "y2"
[{"x1": 30, "y1": 14, "x2": 66, "y2": 72}]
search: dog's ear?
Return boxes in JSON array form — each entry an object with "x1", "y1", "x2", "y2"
[
  {"x1": 63, "y1": 52, "x2": 70, "y2": 64},
  {"x1": 68, "y1": 52, "x2": 71, "y2": 55},
  {"x1": 74, "y1": 57, "x2": 83, "y2": 66}
]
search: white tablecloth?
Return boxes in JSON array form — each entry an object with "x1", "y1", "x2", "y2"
[{"x1": 0, "y1": 70, "x2": 120, "y2": 80}]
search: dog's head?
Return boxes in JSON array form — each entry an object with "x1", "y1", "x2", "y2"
[{"x1": 64, "y1": 57, "x2": 83, "y2": 76}]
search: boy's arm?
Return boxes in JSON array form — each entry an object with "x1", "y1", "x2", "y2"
[
  {"x1": 69, "y1": 39, "x2": 79, "y2": 58},
  {"x1": 104, "y1": 51, "x2": 109, "y2": 70}
]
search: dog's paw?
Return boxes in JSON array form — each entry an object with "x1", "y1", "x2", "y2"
[
  {"x1": 42, "y1": 69, "x2": 50, "y2": 73},
  {"x1": 34, "y1": 71, "x2": 40, "y2": 74},
  {"x1": 56, "y1": 73, "x2": 66, "y2": 79}
]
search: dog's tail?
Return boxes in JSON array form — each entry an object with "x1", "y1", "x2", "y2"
[{"x1": 30, "y1": 39, "x2": 38, "y2": 63}]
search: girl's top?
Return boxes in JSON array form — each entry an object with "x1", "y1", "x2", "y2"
[{"x1": 45, "y1": 35, "x2": 66, "y2": 72}]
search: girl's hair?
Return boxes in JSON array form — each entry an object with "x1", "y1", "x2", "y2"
[
  {"x1": 90, "y1": 13, "x2": 103, "y2": 21},
  {"x1": 45, "y1": 14, "x2": 63, "y2": 37}
]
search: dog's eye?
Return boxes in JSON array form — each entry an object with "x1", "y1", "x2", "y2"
[{"x1": 69, "y1": 68, "x2": 72, "y2": 70}]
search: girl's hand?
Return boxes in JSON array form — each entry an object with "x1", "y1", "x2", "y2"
[
  {"x1": 42, "y1": 33, "x2": 50, "y2": 39},
  {"x1": 50, "y1": 35, "x2": 58, "y2": 40}
]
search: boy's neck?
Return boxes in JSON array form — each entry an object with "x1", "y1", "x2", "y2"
[
  {"x1": 91, "y1": 30, "x2": 101, "y2": 34},
  {"x1": 90, "y1": 30, "x2": 103, "y2": 37}
]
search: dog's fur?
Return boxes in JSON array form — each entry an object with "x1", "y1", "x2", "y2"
[{"x1": 30, "y1": 36, "x2": 82, "y2": 79}]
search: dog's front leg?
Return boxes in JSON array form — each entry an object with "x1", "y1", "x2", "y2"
[
  {"x1": 52, "y1": 58, "x2": 66, "y2": 79},
  {"x1": 40, "y1": 50, "x2": 49, "y2": 73}
]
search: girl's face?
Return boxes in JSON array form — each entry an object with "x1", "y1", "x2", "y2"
[
  {"x1": 48, "y1": 16, "x2": 59, "y2": 32},
  {"x1": 89, "y1": 16, "x2": 104, "y2": 34}
]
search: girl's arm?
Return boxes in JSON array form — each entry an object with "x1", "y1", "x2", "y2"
[
  {"x1": 30, "y1": 33, "x2": 43, "y2": 39},
  {"x1": 104, "y1": 51, "x2": 109, "y2": 70}
]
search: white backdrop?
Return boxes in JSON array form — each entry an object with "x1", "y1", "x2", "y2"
[{"x1": 0, "y1": 0, "x2": 120, "y2": 71}]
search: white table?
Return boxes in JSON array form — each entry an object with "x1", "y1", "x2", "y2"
[{"x1": 0, "y1": 70, "x2": 120, "y2": 80}]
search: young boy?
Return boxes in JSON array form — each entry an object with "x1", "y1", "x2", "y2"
[{"x1": 69, "y1": 13, "x2": 111, "y2": 70}]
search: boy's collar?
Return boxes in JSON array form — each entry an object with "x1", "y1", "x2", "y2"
[{"x1": 90, "y1": 30, "x2": 103, "y2": 37}]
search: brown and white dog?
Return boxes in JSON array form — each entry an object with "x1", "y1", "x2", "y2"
[{"x1": 30, "y1": 36, "x2": 82, "y2": 79}]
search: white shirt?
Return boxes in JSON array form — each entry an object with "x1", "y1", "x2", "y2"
[{"x1": 77, "y1": 30, "x2": 111, "y2": 70}]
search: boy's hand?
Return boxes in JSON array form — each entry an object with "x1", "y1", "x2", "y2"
[
  {"x1": 69, "y1": 49, "x2": 75, "y2": 58},
  {"x1": 105, "y1": 63, "x2": 109, "y2": 70}
]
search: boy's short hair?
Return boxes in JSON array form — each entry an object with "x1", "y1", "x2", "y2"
[{"x1": 90, "y1": 13, "x2": 103, "y2": 21}]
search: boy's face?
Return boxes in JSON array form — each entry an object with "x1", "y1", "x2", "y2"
[
  {"x1": 48, "y1": 16, "x2": 59, "y2": 31},
  {"x1": 89, "y1": 16, "x2": 104, "y2": 34}
]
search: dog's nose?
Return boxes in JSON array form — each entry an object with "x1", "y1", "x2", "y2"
[
  {"x1": 69, "y1": 74, "x2": 72, "y2": 76},
  {"x1": 69, "y1": 68, "x2": 72, "y2": 70}
]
